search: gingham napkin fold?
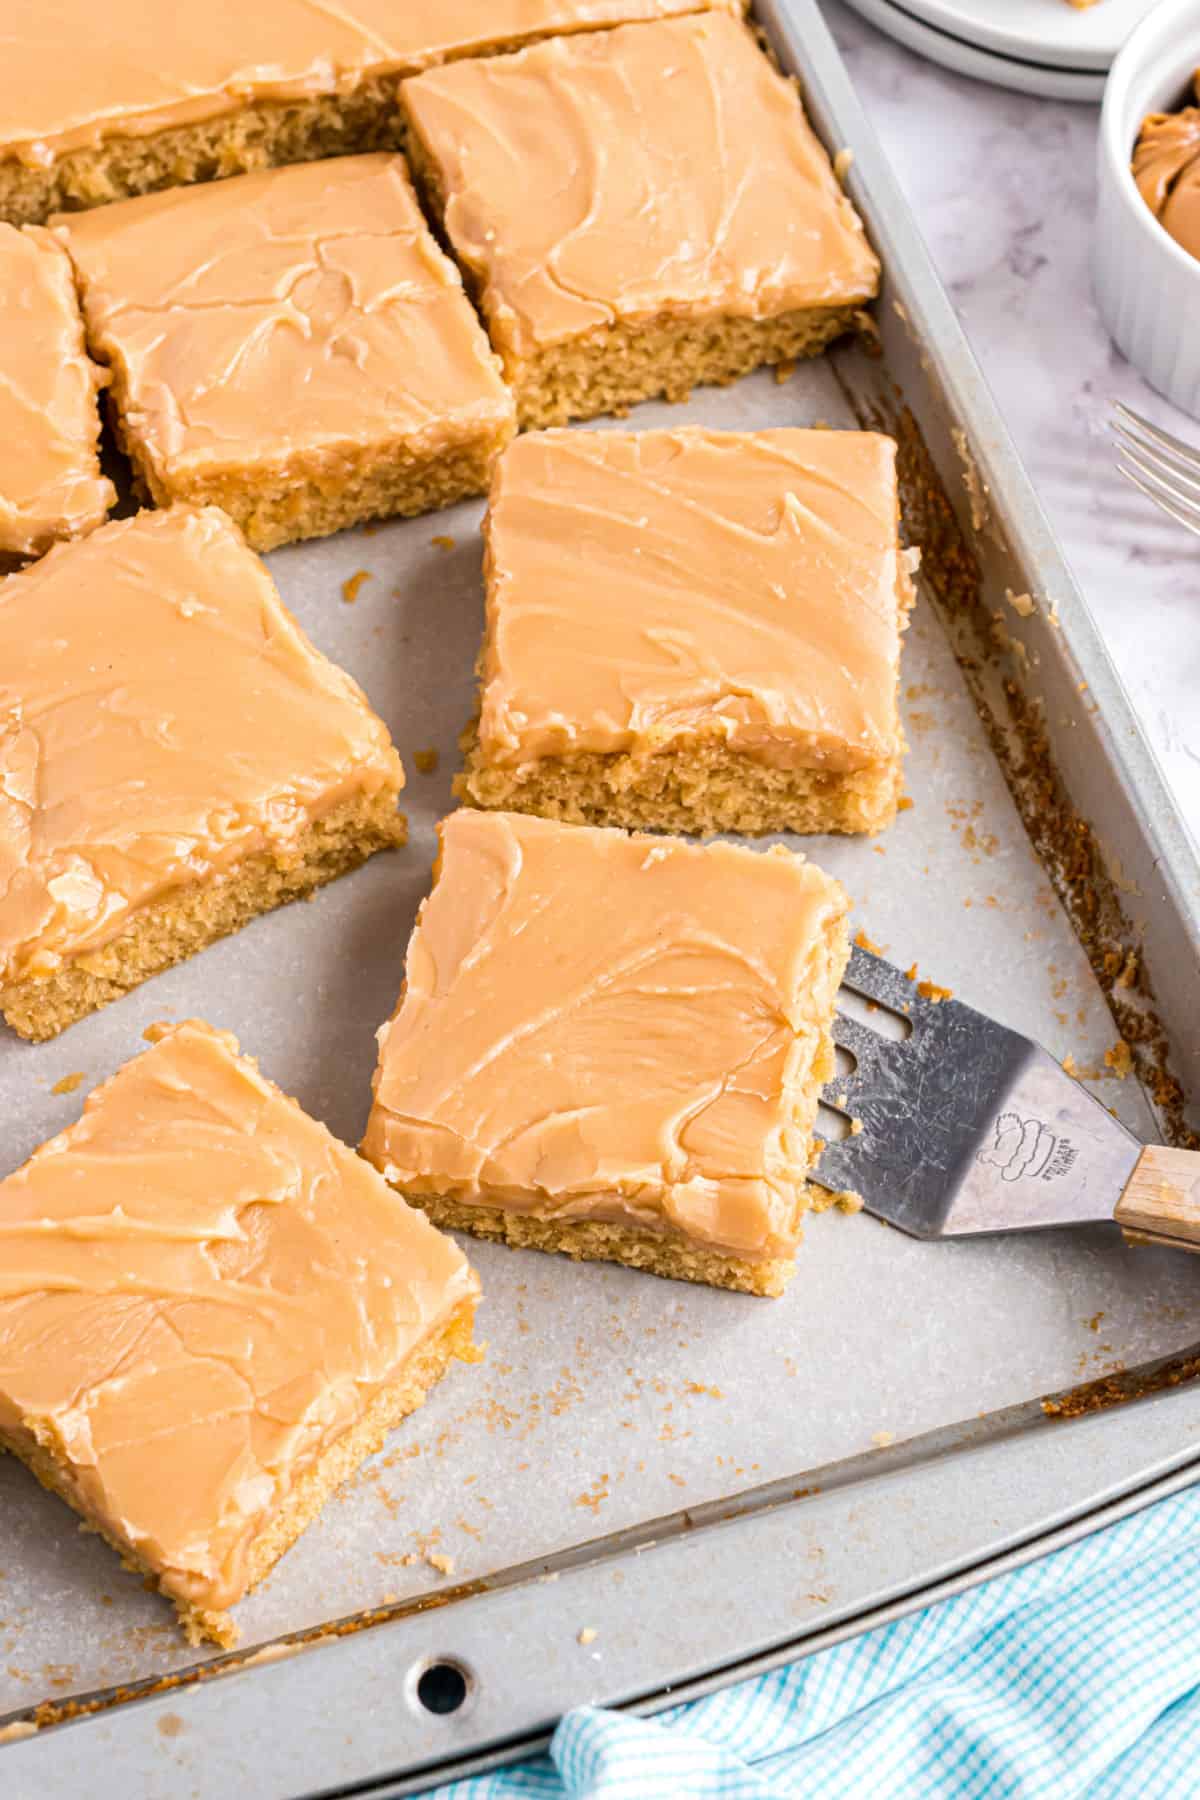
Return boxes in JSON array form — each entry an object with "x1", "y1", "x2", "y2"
[{"x1": 423, "y1": 1483, "x2": 1200, "y2": 1799}]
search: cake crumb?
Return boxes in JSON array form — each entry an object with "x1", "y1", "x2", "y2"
[
  {"x1": 1062, "y1": 1053, "x2": 1079, "y2": 1077},
  {"x1": 871, "y1": 1431, "x2": 895, "y2": 1448},
  {"x1": 431, "y1": 534, "x2": 455, "y2": 551},
  {"x1": 897, "y1": 796, "x2": 914, "y2": 812},
  {"x1": 951, "y1": 427, "x2": 989, "y2": 532},
  {"x1": 425, "y1": 1551, "x2": 454, "y2": 1576},
  {"x1": 810, "y1": 1187, "x2": 864, "y2": 1215},
  {"x1": 1087, "y1": 1311, "x2": 1105, "y2": 1333},
  {"x1": 413, "y1": 748, "x2": 439, "y2": 775},
  {"x1": 854, "y1": 308, "x2": 881, "y2": 351},
  {"x1": 684, "y1": 1382, "x2": 724, "y2": 1399},
  {"x1": 1105, "y1": 1039, "x2": 1133, "y2": 1079},
  {"x1": 849, "y1": 1119, "x2": 863, "y2": 1138},
  {"x1": 854, "y1": 927, "x2": 885, "y2": 955},
  {"x1": 1115, "y1": 951, "x2": 1139, "y2": 990},
  {"x1": 577, "y1": 1627, "x2": 598, "y2": 1646},
  {"x1": 773, "y1": 358, "x2": 797, "y2": 384},
  {"x1": 50, "y1": 1072, "x2": 85, "y2": 1095},
  {"x1": 1005, "y1": 589, "x2": 1036, "y2": 618},
  {"x1": 342, "y1": 569, "x2": 372, "y2": 605},
  {"x1": 916, "y1": 978, "x2": 953, "y2": 1005},
  {"x1": 833, "y1": 146, "x2": 854, "y2": 185}
]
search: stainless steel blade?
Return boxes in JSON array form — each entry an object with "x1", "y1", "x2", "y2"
[{"x1": 815, "y1": 946, "x2": 1142, "y2": 1238}]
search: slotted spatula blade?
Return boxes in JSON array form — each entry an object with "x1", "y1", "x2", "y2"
[{"x1": 814, "y1": 945, "x2": 1143, "y2": 1240}]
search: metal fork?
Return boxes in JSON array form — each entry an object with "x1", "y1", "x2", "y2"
[
  {"x1": 813, "y1": 945, "x2": 1200, "y2": 1252},
  {"x1": 1112, "y1": 401, "x2": 1200, "y2": 538}
]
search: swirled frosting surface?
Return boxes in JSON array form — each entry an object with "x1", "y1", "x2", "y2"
[
  {"x1": 362, "y1": 809, "x2": 849, "y2": 1260},
  {"x1": 478, "y1": 427, "x2": 908, "y2": 772},
  {"x1": 402, "y1": 13, "x2": 880, "y2": 365},
  {"x1": 0, "y1": 1019, "x2": 477, "y2": 1615},
  {"x1": 54, "y1": 156, "x2": 513, "y2": 482},
  {"x1": 0, "y1": 506, "x2": 402, "y2": 984},
  {"x1": 1, "y1": 1, "x2": 737, "y2": 165},
  {"x1": 0, "y1": 223, "x2": 112, "y2": 557}
]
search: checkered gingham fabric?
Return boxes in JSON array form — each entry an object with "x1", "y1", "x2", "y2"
[{"x1": 422, "y1": 1486, "x2": 1200, "y2": 1799}]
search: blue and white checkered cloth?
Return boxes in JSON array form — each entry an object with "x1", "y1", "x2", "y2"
[{"x1": 422, "y1": 1484, "x2": 1200, "y2": 1799}]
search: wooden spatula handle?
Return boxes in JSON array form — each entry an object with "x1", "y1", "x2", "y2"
[{"x1": 1114, "y1": 1146, "x2": 1200, "y2": 1252}]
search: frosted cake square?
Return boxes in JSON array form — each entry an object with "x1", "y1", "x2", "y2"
[
  {"x1": 0, "y1": 1019, "x2": 479, "y2": 1646},
  {"x1": 54, "y1": 155, "x2": 515, "y2": 550},
  {"x1": 0, "y1": 1, "x2": 744, "y2": 227},
  {"x1": 0, "y1": 506, "x2": 406, "y2": 1041},
  {"x1": 401, "y1": 13, "x2": 879, "y2": 427},
  {"x1": 457, "y1": 427, "x2": 914, "y2": 834},
  {"x1": 362, "y1": 809, "x2": 850, "y2": 1297},
  {"x1": 0, "y1": 223, "x2": 112, "y2": 562}
]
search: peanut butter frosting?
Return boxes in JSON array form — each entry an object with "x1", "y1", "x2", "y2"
[
  {"x1": 0, "y1": 1019, "x2": 478, "y2": 1617},
  {"x1": 0, "y1": 506, "x2": 402, "y2": 985},
  {"x1": 0, "y1": 223, "x2": 113, "y2": 558},
  {"x1": 478, "y1": 428, "x2": 909, "y2": 772},
  {"x1": 401, "y1": 13, "x2": 880, "y2": 366},
  {"x1": 1133, "y1": 73, "x2": 1200, "y2": 262},
  {"x1": 362, "y1": 810, "x2": 849, "y2": 1261},
  {"x1": 0, "y1": 1, "x2": 737, "y2": 166},
  {"x1": 54, "y1": 156, "x2": 513, "y2": 484}
]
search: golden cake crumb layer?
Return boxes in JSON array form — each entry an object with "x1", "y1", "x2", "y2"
[
  {"x1": 362, "y1": 809, "x2": 850, "y2": 1285},
  {"x1": 0, "y1": 223, "x2": 113, "y2": 559},
  {"x1": 0, "y1": 506, "x2": 403, "y2": 998},
  {"x1": 401, "y1": 14, "x2": 879, "y2": 374},
  {"x1": 0, "y1": 1019, "x2": 479, "y2": 1640},
  {"x1": 54, "y1": 156, "x2": 515, "y2": 549}
]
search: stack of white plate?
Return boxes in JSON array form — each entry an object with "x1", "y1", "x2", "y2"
[{"x1": 840, "y1": 0, "x2": 1163, "y2": 100}]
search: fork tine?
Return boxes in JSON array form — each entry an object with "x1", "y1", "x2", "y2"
[
  {"x1": 1115, "y1": 401, "x2": 1200, "y2": 472},
  {"x1": 1117, "y1": 460, "x2": 1200, "y2": 538},
  {"x1": 1116, "y1": 439, "x2": 1200, "y2": 508},
  {"x1": 1115, "y1": 414, "x2": 1200, "y2": 500}
]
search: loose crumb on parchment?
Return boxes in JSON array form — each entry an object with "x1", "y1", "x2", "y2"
[
  {"x1": 413, "y1": 748, "x2": 440, "y2": 775},
  {"x1": 342, "y1": 570, "x2": 372, "y2": 604},
  {"x1": 431, "y1": 534, "x2": 455, "y2": 551},
  {"x1": 50, "y1": 1072, "x2": 85, "y2": 1095},
  {"x1": 577, "y1": 1627, "x2": 598, "y2": 1646}
]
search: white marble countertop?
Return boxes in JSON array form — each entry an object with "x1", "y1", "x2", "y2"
[{"x1": 824, "y1": 0, "x2": 1200, "y2": 840}]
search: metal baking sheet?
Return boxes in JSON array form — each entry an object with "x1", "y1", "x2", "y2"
[{"x1": 5, "y1": 0, "x2": 1200, "y2": 1791}]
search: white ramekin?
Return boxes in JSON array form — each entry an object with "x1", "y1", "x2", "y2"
[{"x1": 1093, "y1": 0, "x2": 1200, "y2": 421}]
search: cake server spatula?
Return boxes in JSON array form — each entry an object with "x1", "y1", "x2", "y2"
[{"x1": 814, "y1": 944, "x2": 1200, "y2": 1252}]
